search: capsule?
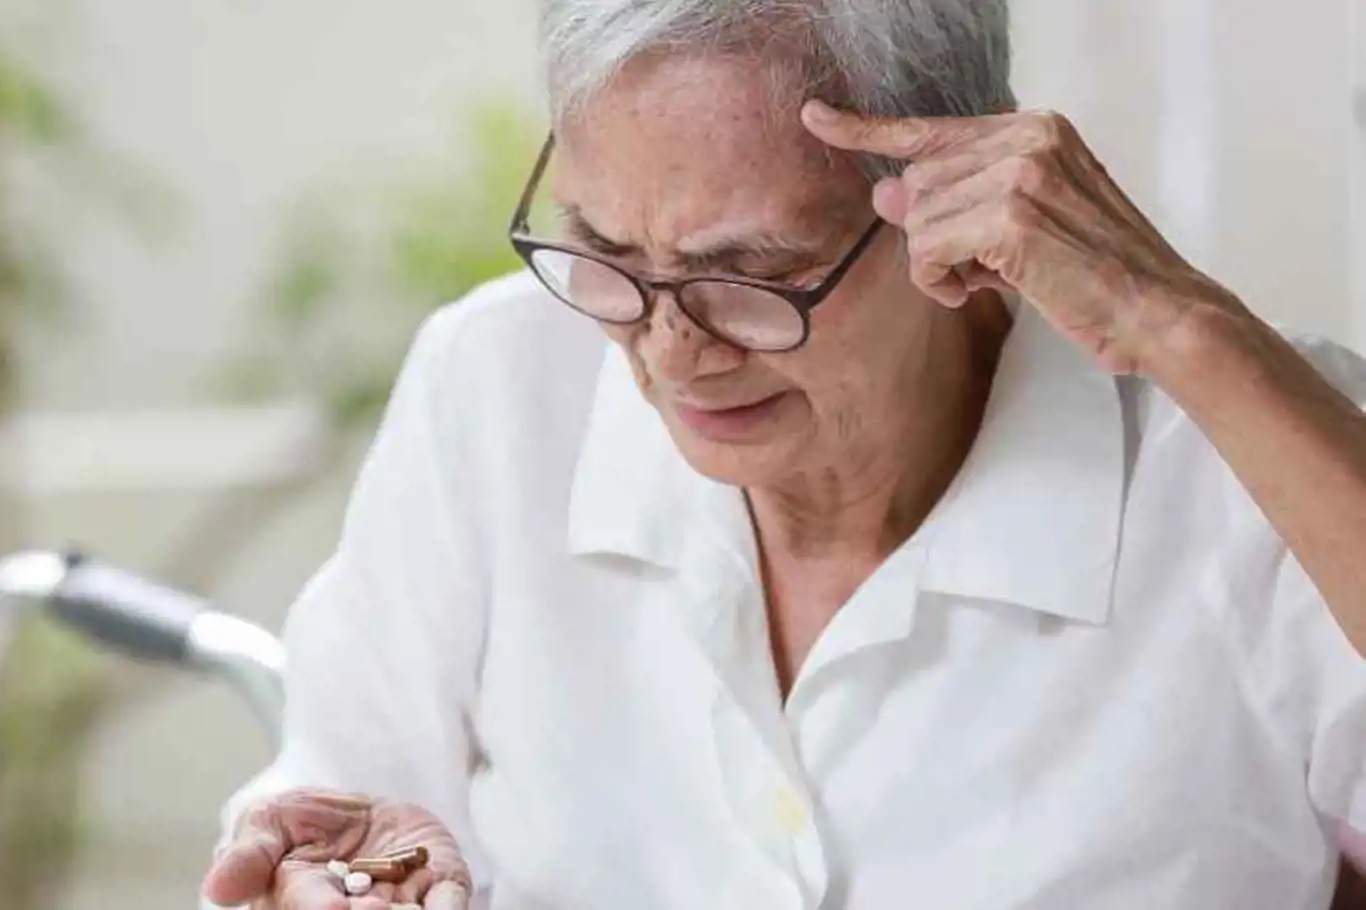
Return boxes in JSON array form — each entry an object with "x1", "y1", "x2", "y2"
[
  {"x1": 349, "y1": 858, "x2": 408, "y2": 883},
  {"x1": 381, "y1": 845, "x2": 430, "y2": 869}
]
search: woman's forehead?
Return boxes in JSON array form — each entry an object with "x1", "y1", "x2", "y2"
[
  {"x1": 559, "y1": 53, "x2": 847, "y2": 180},
  {"x1": 551, "y1": 149, "x2": 861, "y2": 255},
  {"x1": 552, "y1": 57, "x2": 865, "y2": 246}
]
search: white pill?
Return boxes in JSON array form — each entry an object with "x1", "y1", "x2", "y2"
[
  {"x1": 344, "y1": 871, "x2": 373, "y2": 896},
  {"x1": 326, "y1": 859, "x2": 350, "y2": 880}
]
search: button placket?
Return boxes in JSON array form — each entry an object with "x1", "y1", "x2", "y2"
[
  {"x1": 682, "y1": 572, "x2": 824, "y2": 905},
  {"x1": 672, "y1": 483, "x2": 831, "y2": 908},
  {"x1": 702, "y1": 630, "x2": 832, "y2": 908}
]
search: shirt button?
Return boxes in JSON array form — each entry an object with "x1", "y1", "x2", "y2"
[{"x1": 770, "y1": 786, "x2": 809, "y2": 835}]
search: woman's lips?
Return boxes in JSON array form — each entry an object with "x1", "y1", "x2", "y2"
[{"x1": 672, "y1": 392, "x2": 787, "y2": 440}]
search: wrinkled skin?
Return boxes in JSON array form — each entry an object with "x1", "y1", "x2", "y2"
[
  {"x1": 799, "y1": 99, "x2": 1244, "y2": 376},
  {"x1": 201, "y1": 789, "x2": 471, "y2": 910}
]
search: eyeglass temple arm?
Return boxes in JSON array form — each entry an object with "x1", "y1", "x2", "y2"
[
  {"x1": 509, "y1": 133, "x2": 557, "y2": 235},
  {"x1": 823, "y1": 221, "x2": 884, "y2": 289}
]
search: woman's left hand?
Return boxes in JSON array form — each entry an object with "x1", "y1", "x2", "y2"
[{"x1": 801, "y1": 100, "x2": 1240, "y2": 376}]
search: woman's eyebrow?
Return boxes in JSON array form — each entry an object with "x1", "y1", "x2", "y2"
[
  {"x1": 676, "y1": 232, "x2": 824, "y2": 272},
  {"x1": 673, "y1": 206, "x2": 855, "y2": 270},
  {"x1": 560, "y1": 204, "x2": 827, "y2": 271},
  {"x1": 558, "y1": 206, "x2": 637, "y2": 256}
]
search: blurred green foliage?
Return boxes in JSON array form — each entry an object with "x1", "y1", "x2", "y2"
[
  {"x1": 0, "y1": 617, "x2": 106, "y2": 910},
  {"x1": 0, "y1": 42, "x2": 132, "y2": 909},
  {"x1": 224, "y1": 101, "x2": 540, "y2": 434},
  {"x1": 0, "y1": 54, "x2": 73, "y2": 145},
  {"x1": 174, "y1": 99, "x2": 538, "y2": 595},
  {"x1": 0, "y1": 51, "x2": 64, "y2": 411},
  {"x1": 0, "y1": 47, "x2": 175, "y2": 409}
]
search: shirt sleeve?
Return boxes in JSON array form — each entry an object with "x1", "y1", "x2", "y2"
[
  {"x1": 208, "y1": 304, "x2": 492, "y2": 897},
  {"x1": 1255, "y1": 336, "x2": 1366, "y2": 833},
  {"x1": 1270, "y1": 552, "x2": 1366, "y2": 830}
]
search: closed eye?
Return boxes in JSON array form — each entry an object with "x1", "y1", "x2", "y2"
[
  {"x1": 737, "y1": 270, "x2": 799, "y2": 284},
  {"x1": 567, "y1": 227, "x2": 633, "y2": 259},
  {"x1": 730, "y1": 264, "x2": 825, "y2": 289}
]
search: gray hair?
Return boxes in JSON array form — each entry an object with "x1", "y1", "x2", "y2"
[{"x1": 538, "y1": 0, "x2": 1016, "y2": 180}]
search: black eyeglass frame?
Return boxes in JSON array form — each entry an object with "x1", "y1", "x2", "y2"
[{"x1": 507, "y1": 133, "x2": 885, "y2": 353}]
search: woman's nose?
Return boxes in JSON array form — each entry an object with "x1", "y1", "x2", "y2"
[{"x1": 639, "y1": 290, "x2": 724, "y2": 382}]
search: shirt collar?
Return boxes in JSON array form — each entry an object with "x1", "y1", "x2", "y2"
[
  {"x1": 567, "y1": 304, "x2": 1126, "y2": 625},
  {"x1": 915, "y1": 304, "x2": 1127, "y2": 623}
]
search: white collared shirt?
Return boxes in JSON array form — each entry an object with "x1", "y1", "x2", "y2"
[{"x1": 219, "y1": 271, "x2": 1366, "y2": 910}]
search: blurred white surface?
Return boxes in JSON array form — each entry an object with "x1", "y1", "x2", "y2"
[
  {"x1": 0, "y1": 403, "x2": 326, "y2": 492},
  {"x1": 1352, "y1": 0, "x2": 1365, "y2": 351},
  {"x1": 1013, "y1": 0, "x2": 1356, "y2": 341},
  {"x1": 23, "y1": 0, "x2": 543, "y2": 413}
]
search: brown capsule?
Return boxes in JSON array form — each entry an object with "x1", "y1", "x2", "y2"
[
  {"x1": 348, "y1": 857, "x2": 408, "y2": 883},
  {"x1": 381, "y1": 845, "x2": 430, "y2": 869}
]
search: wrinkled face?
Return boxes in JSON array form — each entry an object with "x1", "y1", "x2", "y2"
[{"x1": 554, "y1": 53, "x2": 938, "y2": 488}]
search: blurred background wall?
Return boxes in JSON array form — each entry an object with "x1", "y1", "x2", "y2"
[
  {"x1": 1353, "y1": 0, "x2": 1364, "y2": 347},
  {"x1": 0, "y1": 1, "x2": 1361, "y2": 908}
]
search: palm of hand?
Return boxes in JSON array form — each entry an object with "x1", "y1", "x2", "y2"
[{"x1": 204, "y1": 789, "x2": 470, "y2": 910}]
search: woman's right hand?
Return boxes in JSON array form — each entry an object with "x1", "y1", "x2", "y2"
[{"x1": 202, "y1": 788, "x2": 472, "y2": 910}]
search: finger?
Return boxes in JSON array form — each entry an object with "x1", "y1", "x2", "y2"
[
  {"x1": 901, "y1": 157, "x2": 1026, "y2": 233},
  {"x1": 874, "y1": 148, "x2": 1032, "y2": 226},
  {"x1": 423, "y1": 880, "x2": 470, "y2": 910},
  {"x1": 888, "y1": 158, "x2": 1042, "y2": 307},
  {"x1": 906, "y1": 200, "x2": 1027, "y2": 308},
  {"x1": 273, "y1": 790, "x2": 372, "y2": 862},
  {"x1": 962, "y1": 263, "x2": 1013, "y2": 295},
  {"x1": 896, "y1": 131, "x2": 1047, "y2": 199},
  {"x1": 358, "y1": 881, "x2": 399, "y2": 904},
  {"x1": 348, "y1": 897, "x2": 390, "y2": 910},
  {"x1": 875, "y1": 147, "x2": 1049, "y2": 229},
  {"x1": 204, "y1": 804, "x2": 293, "y2": 905},
  {"x1": 872, "y1": 178, "x2": 908, "y2": 224},
  {"x1": 204, "y1": 791, "x2": 372, "y2": 906},
  {"x1": 925, "y1": 263, "x2": 970, "y2": 308},
  {"x1": 393, "y1": 868, "x2": 436, "y2": 904},
  {"x1": 277, "y1": 863, "x2": 348, "y2": 910},
  {"x1": 915, "y1": 190, "x2": 1112, "y2": 316},
  {"x1": 801, "y1": 99, "x2": 992, "y2": 159}
]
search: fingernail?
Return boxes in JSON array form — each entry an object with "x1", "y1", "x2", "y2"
[
  {"x1": 872, "y1": 179, "x2": 904, "y2": 219},
  {"x1": 802, "y1": 99, "x2": 838, "y2": 122}
]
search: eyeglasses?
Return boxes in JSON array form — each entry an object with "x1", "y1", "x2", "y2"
[{"x1": 507, "y1": 134, "x2": 884, "y2": 353}]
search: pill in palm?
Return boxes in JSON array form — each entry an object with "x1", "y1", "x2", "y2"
[
  {"x1": 382, "y1": 845, "x2": 430, "y2": 868},
  {"x1": 349, "y1": 857, "x2": 407, "y2": 882},
  {"x1": 403, "y1": 846, "x2": 430, "y2": 869},
  {"x1": 326, "y1": 859, "x2": 349, "y2": 880},
  {"x1": 344, "y1": 871, "x2": 373, "y2": 896}
]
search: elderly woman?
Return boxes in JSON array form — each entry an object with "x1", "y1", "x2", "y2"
[{"x1": 202, "y1": 2, "x2": 1366, "y2": 909}]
